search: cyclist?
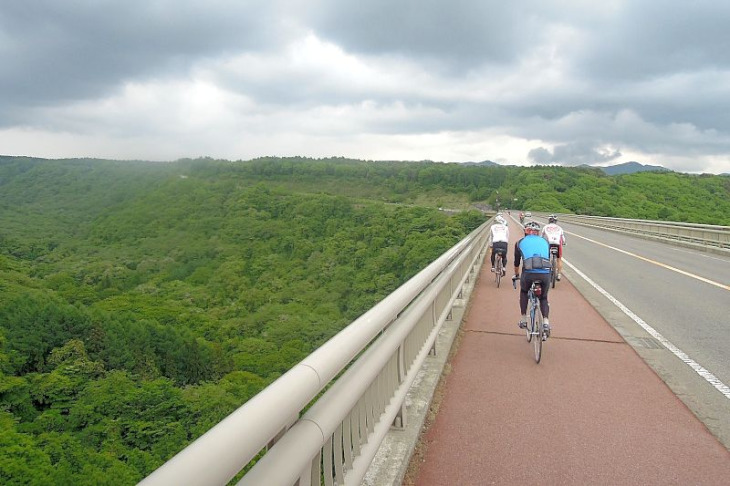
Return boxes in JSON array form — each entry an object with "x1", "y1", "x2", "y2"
[
  {"x1": 519, "y1": 211, "x2": 525, "y2": 225},
  {"x1": 512, "y1": 221, "x2": 552, "y2": 337},
  {"x1": 488, "y1": 215, "x2": 509, "y2": 275},
  {"x1": 541, "y1": 214, "x2": 566, "y2": 281}
]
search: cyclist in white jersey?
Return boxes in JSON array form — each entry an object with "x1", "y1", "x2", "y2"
[
  {"x1": 488, "y1": 216, "x2": 510, "y2": 275},
  {"x1": 540, "y1": 214, "x2": 566, "y2": 280}
]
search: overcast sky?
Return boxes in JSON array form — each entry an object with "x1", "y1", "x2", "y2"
[{"x1": 2, "y1": 1, "x2": 730, "y2": 174}]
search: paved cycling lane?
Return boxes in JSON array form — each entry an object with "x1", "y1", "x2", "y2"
[{"x1": 408, "y1": 219, "x2": 730, "y2": 485}]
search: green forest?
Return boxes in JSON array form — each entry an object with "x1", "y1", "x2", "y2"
[{"x1": 1, "y1": 155, "x2": 729, "y2": 484}]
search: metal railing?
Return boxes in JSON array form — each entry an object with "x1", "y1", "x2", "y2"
[
  {"x1": 532, "y1": 213, "x2": 730, "y2": 257},
  {"x1": 139, "y1": 221, "x2": 491, "y2": 486}
]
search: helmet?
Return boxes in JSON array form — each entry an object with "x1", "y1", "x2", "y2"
[
  {"x1": 524, "y1": 221, "x2": 540, "y2": 234},
  {"x1": 548, "y1": 214, "x2": 557, "y2": 223},
  {"x1": 495, "y1": 216, "x2": 506, "y2": 225}
]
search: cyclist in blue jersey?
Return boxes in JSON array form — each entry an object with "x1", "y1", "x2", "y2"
[{"x1": 512, "y1": 221, "x2": 552, "y2": 337}]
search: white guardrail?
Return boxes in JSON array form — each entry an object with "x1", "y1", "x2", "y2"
[
  {"x1": 139, "y1": 221, "x2": 492, "y2": 486},
  {"x1": 532, "y1": 213, "x2": 730, "y2": 257}
]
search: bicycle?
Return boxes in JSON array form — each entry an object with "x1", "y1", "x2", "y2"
[
  {"x1": 494, "y1": 248, "x2": 506, "y2": 287},
  {"x1": 513, "y1": 277, "x2": 547, "y2": 363},
  {"x1": 549, "y1": 246, "x2": 559, "y2": 288}
]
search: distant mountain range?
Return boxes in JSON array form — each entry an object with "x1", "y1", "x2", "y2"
[
  {"x1": 593, "y1": 161, "x2": 671, "y2": 175},
  {"x1": 460, "y1": 160, "x2": 501, "y2": 167},
  {"x1": 460, "y1": 159, "x2": 672, "y2": 175}
]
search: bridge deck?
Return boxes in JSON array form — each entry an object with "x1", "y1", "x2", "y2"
[{"x1": 407, "y1": 220, "x2": 730, "y2": 485}]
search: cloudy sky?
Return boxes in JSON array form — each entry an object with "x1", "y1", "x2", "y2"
[{"x1": 2, "y1": 1, "x2": 730, "y2": 174}]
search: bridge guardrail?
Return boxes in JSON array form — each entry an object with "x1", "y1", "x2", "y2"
[
  {"x1": 140, "y1": 220, "x2": 492, "y2": 486},
  {"x1": 530, "y1": 213, "x2": 730, "y2": 257}
]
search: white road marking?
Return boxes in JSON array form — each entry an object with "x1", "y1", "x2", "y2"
[
  {"x1": 564, "y1": 258, "x2": 730, "y2": 400},
  {"x1": 566, "y1": 231, "x2": 730, "y2": 292}
]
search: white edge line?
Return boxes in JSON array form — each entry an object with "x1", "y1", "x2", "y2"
[{"x1": 563, "y1": 258, "x2": 730, "y2": 400}]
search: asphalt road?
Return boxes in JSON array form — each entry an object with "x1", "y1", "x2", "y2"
[{"x1": 553, "y1": 219, "x2": 730, "y2": 389}]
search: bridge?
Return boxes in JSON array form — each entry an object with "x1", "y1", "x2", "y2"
[{"x1": 140, "y1": 214, "x2": 730, "y2": 485}]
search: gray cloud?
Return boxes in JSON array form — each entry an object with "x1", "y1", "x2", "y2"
[
  {"x1": 0, "y1": 0, "x2": 728, "y2": 174},
  {"x1": 528, "y1": 142, "x2": 622, "y2": 166},
  {"x1": 575, "y1": 2, "x2": 730, "y2": 82},
  {"x1": 303, "y1": 0, "x2": 545, "y2": 70},
  {"x1": 0, "y1": 0, "x2": 286, "y2": 123}
]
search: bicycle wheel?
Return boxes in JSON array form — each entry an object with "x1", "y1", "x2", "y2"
[
  {"x1": 533, "y1": 303, "x2": 543, "y2": 363},
  {"x1": 526, "y1": 296, "x2": 534, "y2": 343},
  {"x1": 495, "y1": 257, "x2": 502, "y2": 288},
  {"x1": 550, "y1": 254, "x2": 557, "y2": 288}
]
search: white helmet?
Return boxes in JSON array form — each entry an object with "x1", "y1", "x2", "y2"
[{"x1": 495, "y1": 216, "x2": 506, "y2": 225}]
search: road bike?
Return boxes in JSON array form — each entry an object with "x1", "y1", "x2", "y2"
[
  {"x1": 494, "y1": 248, "x2": 506, "y2": 287},
  {"x1": 549, "y1": 246, "x2": 559, "y2": 288},
  {"x1": 513, "y1": 277, "x2": 547, "y2": 363}
]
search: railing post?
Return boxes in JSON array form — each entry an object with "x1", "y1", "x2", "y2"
[
  {"x1": 393, "y1": 344, "x2": 407, "y2": 429},
  {"x1": 430, "y1": 301, "x2": 438, "y2": 356}
]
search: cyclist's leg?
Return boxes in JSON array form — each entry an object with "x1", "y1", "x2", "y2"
[
  {"x1": 519, "y1": 273, "x2": 531, "y2": 313},
  {"x1": 535, "y1": 273, "x2": 549, "y2": 316},
  {"x1": 489, "y1": 244, "x2": 495, "y2": 269},
  {"x1": 536, "y1": 273, "x2": 551, "y2": 336},
  {"x1": 500, "y1": 241, "x2": 509, "y2": 268},
  {"x1": 495, "y1": 242, "x2": 508, "y2": 274},
  {"x1": 518, "y1": 272, "x2": 529, "y2": 328}
]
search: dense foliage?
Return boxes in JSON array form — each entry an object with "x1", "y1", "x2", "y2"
[
  {"x1": 1, "y1": 155, "x2": 728, "y2": 484},
  {"x1": 0, "y1": 156, "x2": 484, "y2": 484}
]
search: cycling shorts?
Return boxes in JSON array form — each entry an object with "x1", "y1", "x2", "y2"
[
  {"x1": 492, "y1": 241, "x2": 508, "y2": 254},
  {"x1": 549, "y1": 243, "x2": 562, "y2": 259}
]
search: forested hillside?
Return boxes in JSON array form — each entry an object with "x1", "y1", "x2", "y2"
[
  {"x1": 1, "y1": 155, "x2": 728, "y2": 484},
  {"x1": 227, "y1": 156, "x2": 730, "y2": 224},
  {"x1": 0, "y1": 156, "x2": 484, "y2": 484}
]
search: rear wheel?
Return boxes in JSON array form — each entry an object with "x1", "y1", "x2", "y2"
[
  {"x1": 495, "y1": 256, "x2": 503, "y2": 287},
  {"x1": 526, "y1": 298, "x2": 534, "y2": 343},
  {"x1": 533, "y1": 305, "x2": 543, "y2": 363},
  {"x1": 550, "y1": 254, "x2": 557, "y2": 288}
]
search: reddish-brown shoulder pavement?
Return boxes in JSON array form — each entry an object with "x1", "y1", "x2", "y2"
[{"x1": 410, "y1": 219, "x2": 730, "y2": 485}]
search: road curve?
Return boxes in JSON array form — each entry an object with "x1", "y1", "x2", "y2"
[{"x1": 408, "y1": 217, "x2": 730, "y2": 485}]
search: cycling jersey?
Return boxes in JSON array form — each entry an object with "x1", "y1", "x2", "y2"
[
  {"x1": 541, "y1": 223, "x2": 565, "y2": 246},
  {"x1": 489, "y1": 223, "x2": 509, "y2": 243},
  {"x1": 514, "y1": 235, "x2": 550, "y2": 274}
]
